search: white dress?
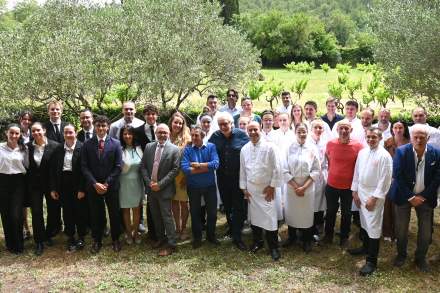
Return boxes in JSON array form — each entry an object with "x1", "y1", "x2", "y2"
[
  {"x1": 239, "y1": 139, "x2": 282, "y2": 231},
  {"x1": 351, "y1": 146, "x2": 393, "y2": 238},
  {"x1": 283, "y1": 141, "x2": 320, "y2": 228},
  {"x1": 307, "y1": 135, "x2": 328, "y2": 212}
]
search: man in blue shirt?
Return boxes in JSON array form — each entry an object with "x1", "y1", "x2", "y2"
[
  {"x1": 209, "y1": 112, "x2": 250, "y2": 251},
  {"x1": 181, "y1": 126, "x2": 220, "y2": 249}
]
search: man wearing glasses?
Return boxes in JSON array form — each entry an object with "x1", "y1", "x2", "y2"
[{"x1": 219, "y1": 89, "x2": 242, "y2": 117}]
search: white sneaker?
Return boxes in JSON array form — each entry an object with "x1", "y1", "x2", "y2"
[
  {"x1": 125, "y1": 234, "x2": 133, "y2": 245},
  {"x1": 138, "y1": 223, "x2": 146, "y2": 233}
]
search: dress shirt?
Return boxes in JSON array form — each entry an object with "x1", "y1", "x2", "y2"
[
  {"x1": 181, "y1": 142, "x2": 219, "y2": 188},
  {"x1": 145, "y1": 123, "x2": 157, "y2": 142},
  {"x1": 109, "y1": 117, "x2": 144, "y2": 139},
  {"x1": 277, "y1": 104, "x2": 292, "y2": 115},
  {"x1": 413, "y1": 147, "x2": 426, "y2": 195},
  {"x1": 84, "y1": 126, "x2": 94, "y2": 141},
  {"x1": 21, "y1": 129, "x2": 31, "y2": 144},
  {"x1": 32, "y1": 139, "x2": 47, "y2": 167},
  {"x1": 63, "y1": 141, "x2": 77, "y2": 171},
  {"x1": 219, "y1": 104, "x2": 242, "y2": 117},
  {"x1": 0, "y1": 142, "x2": 28, "y2": 174}
]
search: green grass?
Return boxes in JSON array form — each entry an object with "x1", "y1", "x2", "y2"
[{"x1": 1, "y1": 212, "x2": 439, "y2": 292}]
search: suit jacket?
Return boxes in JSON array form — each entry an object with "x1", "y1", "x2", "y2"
[
  {"x1": 50, "y1": 141, "x2": 85, "y2": 194},
  {"x1": 140, "y1": 141, "x2": 180, "y2": 200},
  {"x1": 389, "y1": 143, "x2": 440, "y2": 208},
  {"x1": 134, "y1": 123, "x2": 156, "y2": 151},
  {"x1": 77, "y1": 128, "x2": 96, "y2": 143},
  {"x1": 27, "y1": 139, "x2": 60, "y2": 191},
  {"x1": 81, "y1": 136, "x2": 123, "y2": 192},
  {"x1": 44, "y1": 121, "x2": 68, "y2": 144}
]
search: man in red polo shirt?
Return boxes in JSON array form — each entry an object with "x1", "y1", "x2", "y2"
[{"x1": 323, "y1": 119, "x2": 364, "y2": 247}]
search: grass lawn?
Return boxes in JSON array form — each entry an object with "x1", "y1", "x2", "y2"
[
  {"x1": 1, "y1": 211, "x2": 439, "y2": 292},
  {"x1": 180, "y1": 68, "x2": 409, "y2": 115}
]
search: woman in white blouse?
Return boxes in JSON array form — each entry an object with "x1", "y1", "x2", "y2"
[
  {"x1": 283, "y1": 123, "x2": 320, "y2": 253},
  {"x1": 27, "y1": 122, "x2": 59, "y2": 256},
  {"x1": 0, "y1": 124, "x2": 28, "y2": 254}
]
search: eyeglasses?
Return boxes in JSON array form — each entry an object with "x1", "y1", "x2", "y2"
[{"x1": 227, "y1": 94, "x2": 236, "y2": 97}]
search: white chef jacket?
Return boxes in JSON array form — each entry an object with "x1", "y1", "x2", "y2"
[
  {"x1": 283, "y1": 140, "x2": 320, "y2": 228},
  {"x1": 351, "y1": 146, "x2": 393, "y2": 238},
  {"x1": 240, "y1": 139, "x2": 282, "y2": 231},
  {"x1": 307, "y1": 135, "x2": 328, "y2": 212}
]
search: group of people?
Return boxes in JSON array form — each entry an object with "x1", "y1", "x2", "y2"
[{"x1": 1, "y1": 89, "x2": 440, "y2": 276}]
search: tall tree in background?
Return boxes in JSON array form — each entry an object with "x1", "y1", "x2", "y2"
[{"x1": 219, "y1": 0, "x2": 239, "y2": 24}]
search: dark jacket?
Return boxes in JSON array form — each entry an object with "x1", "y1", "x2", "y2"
[
  {"x1": 44, "y1": 121, "x2": 68, "y2": 144},
  {"x1": 134, "y1": 123, "x2": 156, "y2": 151},
  {"x1": 77, "y1": 128, "x2": 96, "y2": 143},
  {"x1": 50, "y1": 141, "x2": 85, "y2": 194},
  {"x1": 81, "y1": 136, "x2": 123, "y2": 192},
  {"x1": 389, "y1": 143, "x2": 440, "y2": 208},
  {"x1": 27, "y1": 139, "x2": 60, "y2": 191}
]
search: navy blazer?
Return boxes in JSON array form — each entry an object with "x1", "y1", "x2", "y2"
[
  {"x1": 81, "y1": 136, "x2": 123, "y2": 192},
  {"x1": 50, "y1": 141, "x2": 85, "y2": 194},
  {"x1": 44, "y1": 121, "x2": 68, "y2": 144},
  {"x1": 134, "y1": 123, "x2": 155, "y2": 151},
  {"x1": 389, "y1": 143, "x2": 440, "y2": 208},
  {"x1": 77, "y1": 128, "x2": 96, "y2": 143}
]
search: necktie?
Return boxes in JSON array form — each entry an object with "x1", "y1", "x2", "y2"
[
  {"x1": 98, "y1": 139, "x2": 105, "y2": 157},
  {"x1": 151, "y1": 144, "x2": 164, "y2": 182},
  {"x1": 85, "y1": 131, "x2": 91, "y2": 141},
  {"x1": 54, "y1": 124, "x2": 60, "y2": 140},
  {"x1": 150, "y1": 125, "x2": 155, "y2": 141}
]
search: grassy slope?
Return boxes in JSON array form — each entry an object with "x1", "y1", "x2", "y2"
[{"x1": 1, "y1": 212, "x2": 439, "y2": 292}]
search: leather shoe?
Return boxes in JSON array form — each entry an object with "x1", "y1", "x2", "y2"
[
  {"x1": 158, "y1": 245, "x2": 176, "y2": 256},
  {"x1": 359, "y1": 261, "x2": 376, "y2": 276},
  {"x1": 282, "y1": 237, "x2": 296, "y2": 248},
  {"x1": 46, "y1": 238, "x2": 54, "y2": 247},
  {"x1": 393, "y1": 254, "x2": 406, "y2": 267},
  {"x1": 270, "y1": 248, "x2": 281, "y2": 261},
  {"x1": 415, "y1": 259, "x2": 430, "y2": 273},
  {"x1": 67, "y1": 238, "x2": 77, "y2": 252},
  {"x1": 76, "y1": 238, "x2": 85, "y2": 250},
  {"x1": 192, "y1": 239, "x2": 202, "y2": 249},
  {"x1": 112, "y1": 240, "x2": 121, "y2": 252},
  {"x1": 34, "y1": 242, "x2": 44, "y2": 256},
  {"x1": 91, "y1": 241, "x2": 102, "y2": 254},
  {"x1": 303, "y1": 241, "x2": 312, "y2": 253},
  {"x1": 249, "y1": 242, "x2": 264, "y2": 253},
  {"x1": 207, "y1": 238, "x2": 221, "y2": 246},
  {"x1": 233, "y1": 241, "x2": 247, "y2": 251},
  {"x1": 347, "y1": 246, "x2": 367, "y2": 256}
]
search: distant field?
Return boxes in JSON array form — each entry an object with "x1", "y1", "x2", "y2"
[{"x1": 181, "y1": 68, "x2": 407, "y2": 115}]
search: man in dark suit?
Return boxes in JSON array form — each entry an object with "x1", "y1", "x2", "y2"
[
  {"x1": 81, "y1": 115, "x2": 123, "y2": 253},
  {"x1": 50, "y1": 124, "x2": 87, "y2": 252},
  {"x1": 77, "y1": 109, "x2": 95, "y2": 143},
  {"x1": 44, "y1": 100, "x2": 68, "y2": 144},
  {"x1": 389, "y1": 124, "x2": 440, "y2": 272},
  {"x1": 140, "y1": 124, "x2": 180, "y2": 256},
  {"x1": 134, "y1": 104, "x2": 159, "y2": 237}
]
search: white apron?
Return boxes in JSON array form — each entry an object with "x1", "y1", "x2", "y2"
[
  {"x1": 284, "y1": 177, "x2": 315, "y2": 228},
  {"x1": 358, "y1": 189, "x2": 385, "y2": 239},
  {"x1": 248, "y1": 183, "x2": 278, "y2": 231}
]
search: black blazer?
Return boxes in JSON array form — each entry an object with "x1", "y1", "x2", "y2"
[
  {"x1": 134, "y1": 123, "x2": 155, "y2": 151},
  {"x1": 44, "y1": 121, "x2": 68, "y2": 144},
  {"x1": 77, "y1": 128, "x2": 96, "y2": 143},
  {"x1": 50, "y1": 141, "x2": 85, "y2": 194},
  {"x1": 81, "y1": 136, "x2": 123, "y2": 192},
  {"x1": 27, "y1": 139, "x2": 60, "y2": 191}
]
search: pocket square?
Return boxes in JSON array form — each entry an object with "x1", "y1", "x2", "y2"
[{"x1": 431, "y1": 162, "x2": 436, "y2": 166}]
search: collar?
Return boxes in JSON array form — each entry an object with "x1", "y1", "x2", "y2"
[
  {"x1": 157, "y1": 140, "x2": 167, "y2": 147},
  {"x1": 97, "y1": 135, "x2": 107, "y2": 142},
  {"x1": 83, "y1": 126, "x2": 94, "y2": 133},
  {"x1": 192, "y1": 142, "x2": 207, "y2": 149},
  {"x1": 251, "y1": 138, "x2": 262, "y2": 147},
  {"x1": 64, "y1": 140, "x2": 77, "y2": 151},
  {"x1": 413, "y1": 146, "x2": 427, "y2": 160},
  {"x1": 33, "y1": 137, "x2": 47, "y2": 147},
  {"x1": 2, "y1": 142, "x2": 19, "y2": 152},
  {"x1": 50, "y1": 119, "x2": 61, "y2": 125}
]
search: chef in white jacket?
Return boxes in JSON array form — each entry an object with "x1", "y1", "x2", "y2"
[
  {"x1": 240, "y1": 122, "x2": 282, "y2": 261},
  {"x1": 349, "y1": 127, "x2": 393, "y2": 276},
  {"x1": 307, "y1": 119, "x2": 328, "y2": 241},
  {"x1": 282, "y1": 123, "x2": 321, "y2": 253}
]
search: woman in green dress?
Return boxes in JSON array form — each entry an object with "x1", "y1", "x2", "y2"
[{"x1": 119, "y1": 125, "x2": 144, "y2": 245}]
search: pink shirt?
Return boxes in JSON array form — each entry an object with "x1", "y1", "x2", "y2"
[{"x1": 326, "y1": 138, "x2": 364, "y2": 189}]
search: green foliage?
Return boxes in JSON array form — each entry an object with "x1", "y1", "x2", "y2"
[
  {"x1": 0, "y1": 0, "x2": 260, "y2": 123},
  {"x1": 328, "y1": 82, "x2": 344, "y2": 99},
  {"x1": 373, "y1": 0, "x2": 440, "y2": 114},
  {"x1": 345, "y1": 78, "x2": 362, "y2": 99},
  {"x1": 247, "y1": 80, "x2": 265, "y2": 101},
  {"x1": 219, "y1": 0, "x2": 239, "y2": 24},
  {"x1": 320, "y1": 63, "x2": 330, "y2": 73},
  {"x1": 336, "y1": 63, "x2": 351, "y2": 74},
  {"x1": 291, "y1": 79, "x2": 309, "y2": 100},
  {"x1": 284, "y1": 61, "x2": 314, "y2": 74},
  {"x1": 264, "y1": 78, "x2": 283, "y2": 109}
]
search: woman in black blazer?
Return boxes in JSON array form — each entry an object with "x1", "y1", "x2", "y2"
[
  {"x1": 27, "y1": 122, "x2": 59, "y2": 256},
  {"x1": 50, "y1": 124, "x2": 87, "y2": 252},
  {"x1": 0, "y1": 124, "x2": 28, "y2": 254}
]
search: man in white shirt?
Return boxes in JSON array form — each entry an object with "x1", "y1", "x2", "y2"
[
  {"x1": 276, "y1": 91, "x2": 292, "y2": 114},
  {"x1": 219, "y1": 89, "x2": 242, "y2": 117},
  {"x1": 349, "y1": 127, "x2": 393, "y2": 276},
  {"x1": 409, "y1": 107, "x2": 440, "y2": 148},
  {"x1": 77, "y1": 109, "x2": 95, "y2": 143},
  {"x1": 332, "y1": 100, "x2": 364, "y2": 143},
  {"x1": 197, "y1": 95, "x2": 220, "y2": 131},
  {"x1": 372, "y1": 108, "x2": 392, "y2": 141},
  {"x1": 109, "y1": 101, "x2": 144, "y2": 139},
  {"x1": 240, "y1": 122, "x2": 282, "y2": 261}
]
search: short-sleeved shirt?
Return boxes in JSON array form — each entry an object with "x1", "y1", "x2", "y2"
[{"x1": 326, "y1": 138, "x2": 364, "y2": 189}]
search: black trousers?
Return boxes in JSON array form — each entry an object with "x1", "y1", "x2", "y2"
[
  {"x1": 251, "y1": 225, "x2": 278, "y2": 249},
  {"x1": 324, "y1": 185, "x2": 352, "y2": 240},
  {"x1": 87, "y1": 188, "x2": 121, "y2": 242},
  {"x1": 312, "y1": 211, "x2": 325, "y2": 235},
  {"x1": 287, "y1": 226, "x2": 313, "y2": 242},
  {"x1": 217, "y1": 173, "x2": 245, "y2": 242},
  {"x1": 60, "y1": 172, "x2": 87, "y2": 239},
  {"x1": 30, "y1": 188, "x2": 52, "y2": 243},
  {"x1": 146, "y1": 201, "x2": 156, "y2": 240},
  {"x1": 188, "y1": 185, "x2": 217, "y2": 241},
  {"x1": 0, "y1": 174, "x2": 25, "y2": 253}
]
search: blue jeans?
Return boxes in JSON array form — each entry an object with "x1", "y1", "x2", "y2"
[
  {"x1": 394, "y1": 201, "x2": 433, "y2": 260},
  {"x1": 187, "y1": 185, "x2": 217, "y2": 241}
]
